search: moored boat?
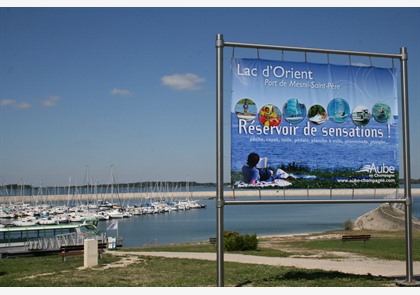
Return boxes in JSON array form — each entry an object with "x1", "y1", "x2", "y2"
[
  {"x1": 12, "y1": 217, "x2": 39, "y2": 227},
  {"x1": 0, "y1": 220, "x2": 120, "y2": 257},
  {"x1": 107, "y1": 209, "x2": 124, "y2": 219},
  {"x1": 38, "y1": 216, "x2": 60, "y2": 225}
]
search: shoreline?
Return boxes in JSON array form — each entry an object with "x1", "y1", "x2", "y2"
[{"x1": 1, "y1": 187, "x2": 419, "y2": 203}]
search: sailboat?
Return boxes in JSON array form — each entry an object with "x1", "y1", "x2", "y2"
[
  {"x1": 285, "y1": 98, "x2": 305, "y2": 123},
  {"x1": 390, "y1": 97, "x2": 398, "y2": 126},
  {"x1": 331, "y1": 98, "x2": 349, "y2": 123}
]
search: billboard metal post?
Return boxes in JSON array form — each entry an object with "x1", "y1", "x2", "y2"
[
  {"x1": 397, "y1": 47, "x2": 416, "y2": 286},
  {"x1": 216, "y1": 33, "x2": 225, "y2": 287}
]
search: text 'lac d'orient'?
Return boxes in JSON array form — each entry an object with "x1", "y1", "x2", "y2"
[{"x1": 236, "y1": 64, "x2": 314, "y2": 79}]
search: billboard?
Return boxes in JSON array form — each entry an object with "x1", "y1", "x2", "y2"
[{"x1": 231, "y1": 58, "x2": 399, "y2": 189}]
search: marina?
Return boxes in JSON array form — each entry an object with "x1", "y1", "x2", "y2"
[
  {"x1": 0, "y1": 184, "x2": 208, "y2": 257},
  {"x1": 1, "y1": 185, "x2": 419, "y2": 251}
]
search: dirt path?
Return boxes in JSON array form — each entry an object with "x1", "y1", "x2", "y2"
[{"x1": 106, "y1": 249, "x2": 420, "y2": 280}]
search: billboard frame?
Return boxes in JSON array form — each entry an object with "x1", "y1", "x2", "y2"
[{"x1": 215, "y1": 34, "x2": 414, "y2": 286}]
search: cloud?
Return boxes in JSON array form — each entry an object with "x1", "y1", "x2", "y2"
[
  {"x1": 16, "y1": 102, "x2": 31, "y2": 109},
  {"x1": 0, "y1": 98, "x2": 31, "y2": 109},
  {"x1": 41, "y1": 96, "x2": 60, "y2": 107},
  {"x1": 161, "y1": 73, "x2": 205, "y2": 90},
  {"x1": 0, "y1": 98, "x2": 16, "y2": 106},
  {"x1": 110, "y1": 88, "x2": 134, "y2": 96}
]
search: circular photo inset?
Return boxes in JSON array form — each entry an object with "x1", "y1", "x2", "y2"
[
  {"x1": 351, "y1": 105, "x2": 371, "y2": 126},
  {"x1": 327, "y1": 98, "x2": 350, "y2": 123},
  {"x1": 283, "y1": 98, "x2": 306, "y2": 124},
  {"x1": 259, "y1": 104, "x2": 282, "y2": 127},
  {"x1": 234, "y1": 98, "x2": 257, "y2": 121},
  {"x1": 372, "y1": 102, "x2": 391, "y2": 123},
  {"x1": 308, "y1": 104, "x2": 327, "y2": 125}
]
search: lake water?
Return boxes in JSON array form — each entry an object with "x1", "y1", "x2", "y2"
[
  {"x1": 96, "y1": 195, "x2": 420, "y2": 248},
  {"x1": 231, "y1": 113, "x2": 399, "y2": 173}
]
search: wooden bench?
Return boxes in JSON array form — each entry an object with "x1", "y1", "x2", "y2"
[
  {"x1": 209, "y1": 237, "x2": 217, "y2": 245},
  {"x1": 59, "y1": 243, "x2": 107, "y2": 262},
  {"x1": 341, "y1": 234, "x2": 371, "y2": 243}
]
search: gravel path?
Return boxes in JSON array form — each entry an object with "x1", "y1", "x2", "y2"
[{"x1": 107, "y1": 250, "x2": 420, "y2": 280}]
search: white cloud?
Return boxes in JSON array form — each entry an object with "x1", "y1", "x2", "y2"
[
  {"x1": 110, "y1": 88, "x2": 133, "y2": 96},
  {"x1": 41, "y1": 96, "x2": 60, "y2": 107},
  {"x1": 16, "y1": 102, "x2": 31, "y2": 109},
  {"x1": 0, "y1": 98, "x2": 16, "y2": 106},
  {"x1": 161, "y1": 73, "x2": 205, "y2": 90},
  {"x1": 0, "y1": 98, "x2": 31, "y2": 109}
]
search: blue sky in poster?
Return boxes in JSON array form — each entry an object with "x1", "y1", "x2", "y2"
[
  {"x1": 0, "y1": 4, "x2": 419, "y2": 186},
  {"x1": 231, "y1": 59, "x2": 398, "y2": 116}
]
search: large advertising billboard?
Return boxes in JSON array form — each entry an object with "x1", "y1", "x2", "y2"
[{"x1": 231, "y1": 58, "x2": 399, "y2": 189}]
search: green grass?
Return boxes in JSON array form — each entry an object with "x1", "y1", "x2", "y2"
[
  {"x1": 127, "y1": 230, "x2": 420, "y2": 261},
  {"x1": 231, "y1": 167, "x2": 400, "y2": 189},
  {"x1": 0, "y1": 230, "x2": 415, "y2": 287},
  {"x1": 300, "y1": 237, "x2": 420, "y2": 261},
  {"x1": 0, "y1": 253, "x2": 393, "y2": 287}
]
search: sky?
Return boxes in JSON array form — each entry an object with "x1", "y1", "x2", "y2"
[{"x1": 0, "y1": 4, "x2": 419, "y2": 187}]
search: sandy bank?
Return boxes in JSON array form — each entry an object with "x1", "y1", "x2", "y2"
[{"x1": 353, "y1": 202, "x2": 420, "y2": 231}]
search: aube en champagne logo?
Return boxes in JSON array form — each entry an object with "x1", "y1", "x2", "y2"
[{"x1": 357, "y1": 163, "x2": 395, "y2": 174}]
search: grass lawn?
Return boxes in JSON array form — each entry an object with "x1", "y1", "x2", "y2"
[{"x1": 0, "y1": 230, "x2": 417, "y2": 287}]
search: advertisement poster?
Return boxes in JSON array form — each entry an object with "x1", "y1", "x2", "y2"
[{"x1": 231, "y1": 58, "x2": 399, "y2": 189}]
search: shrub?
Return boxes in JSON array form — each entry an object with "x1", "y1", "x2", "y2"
[
  {"x1": 224, "y1": 231, "x2": 258, "y2": 251},
  {"x1": 223, "y1": 231, "x2": 240, "y2": 239},
  {"x1": 344, "y1": 219, "x2": 354, "y2": 230}
]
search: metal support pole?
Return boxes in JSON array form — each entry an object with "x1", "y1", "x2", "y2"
[
  {"x1": 216, "y1": 33, "x2": 225, "y2": 287},
  {"x1": 399, "y1": 47, "x2": 415, "y2": 285}
]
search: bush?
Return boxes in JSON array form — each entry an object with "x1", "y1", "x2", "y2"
[
  {"x1": 224, "y1": 231, "x2": 258, "y2": 251},
  {"x1": 344, "y1": 219, "x2": 354, "y2": 230},
  {"x1": 223, "y1": 231, "x2": 240, "y2": 239}
]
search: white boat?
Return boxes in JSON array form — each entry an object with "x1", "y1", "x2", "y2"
[
  {"x1": 188, "y1": 200, "x2": 207, "y2": 209},
  {"x1": 309, "y1": 113, "x2": 326, "y2": 125},
  {"x1": 12, "y1": 217, "x2": 39, "y2": 227},
  {"x1": 176, "y1": 201, "x2": 191, "y2": 210},
  {"x1": 98, "y1": 200, "x2": 114, "y2": 210},
  {"x1": 93, "y1": 211, "x2": 110, "y2": 220},
  {"x1": 0, "y1": 206, "x2": 15, "y2": 218},
  {"x1": 122, "y1": 211, "x2": 132, "y2": 218},
  {"x1": 38, "y1": 217, "x2": 60, "y2": 225},
  {"x1": 48, "y1": 206, "x2": 68, "y2": 215},
  {"x1": 142, "y1": 206, "x2": 156, "y2": 214},
  {"x1": 0, "y1": 220, "x2": 117, "y2": 257},
  {"x1": 131, "y1": 208, "x2": 143, "y2": 215},
  {"x1": 285, "y1": 116, "x2": 304, "y2": 123},
  {"x1": 54, "y1": 214, "x2": 70, "y2": 224},
  {"x1": 169, "y1": 206, "x2": 178, "y2": 212},
  {"x1": 67, "y1": 213, "x2": 85, "y2": 223},
  {"x1": 107, "y1": 209, "x2": 124, "y2": 219},
  {"x1": 236, "y1": 112, "x2": 256, "y2": 121}
]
